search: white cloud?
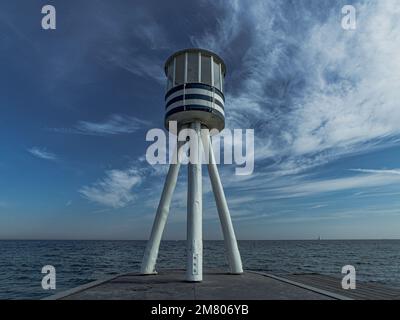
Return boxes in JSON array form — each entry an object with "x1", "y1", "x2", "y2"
[
  {"x1": 194, "y1": 0, "x2": 400, "y2": 175},
  {"x1": 52, "y1": 114, "x2": 151, "y2": 136},
  {"x1": 310, "y1": 204, "x2": 328, "y2": 209},
  {"x1": 272, "y1": 171, "x2": 400, "y2": 198},
  {"x1": 289, "y1": 1, "x2": 400, "y2": 156},
  {"x1": 95, "y1": 6, "x2": 170, "y2": 84},
  {"x1": 79, "y1": 168, "x2": 142, "y2": 208},
  {"x1": 73, "y1": 1, "x2": 400, "y2": 217},
  {"x1": 350, "y1": 168, "x2": 400, "y2": 175},
  {"x1": 213, "y1": 163, "x2": 400, "y2": 203},
  {"x1": 28, "y1": 147, "x2": 57, "y2": 161},
  {"x1": 106, "y1": 50, "x2": 166, "y2": 84}
]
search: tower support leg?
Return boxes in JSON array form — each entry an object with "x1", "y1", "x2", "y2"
[
  {"x1": 186, "y1": 121, "x2": 203, "y2": 282},
  {"x1": 141, "y1": 141, "x2": 184, "y2": 274},
  {"x1": 203, "y1": 131, "x2": 243, "y2": 274}
]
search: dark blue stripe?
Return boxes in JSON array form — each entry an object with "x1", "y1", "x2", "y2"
[
  {"x1": 165, "y1": 84, "x2": 185, "y2": 98},
  {"x1": 165, "y1": 83, "x2": 225, "y2": 102},
  {"x1": 165, "y1": 94, "x2": 224, "y2": 109},
  {"x1": 187, "y1": 83, "x2": 225, "y2": 101},
  {"x1": 165, "y1": 105, "x2": 225, "y2": 121}
]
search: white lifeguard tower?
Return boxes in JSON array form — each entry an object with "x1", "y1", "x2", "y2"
[{"x1": 141, "y1": 48, "x2": 243, "y2": 282}]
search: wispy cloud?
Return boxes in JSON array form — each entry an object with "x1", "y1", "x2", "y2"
[
  {"x1": 27, "y1": 147, "x2": 57, "y2": 161},
  {"x1": 350, "y1": 168, "x2": 400, "y2": 175},
  {"x1": 263, "y1": 207, "x2": 400, "y2": 225},
  {"x1": 52, "y1": 114, "x2": 151, "y2": 136},
  {"x1": 106, "y1": 49, "x2": 166, "y2": 84},
  {"x1": 212, "y1": 163, "x2": 400, "y2": 205},
  {"x1": 310, "y1": 204, "x2": 328, "y2": 209},
  {"x1": 79, "y1": 168, "x2": 143, "y2": 208},
  {"x1": 270, "y1": 171, "x2": 400, "y2": 198},
  {"x1": 194, "y1": 0, "x2": 400, "y2": 175},
  {"x1": 94, "y1": 4, "x2": 170, "y2": 84}
]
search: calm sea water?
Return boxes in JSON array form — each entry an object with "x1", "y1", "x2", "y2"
[{"x1": 0, "y1": 240, "x2": 399, "y2": 299}]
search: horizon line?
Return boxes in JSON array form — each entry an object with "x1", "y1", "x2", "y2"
[{"x1": 1, "y1": 238, "x2": 399, "y2": 241}]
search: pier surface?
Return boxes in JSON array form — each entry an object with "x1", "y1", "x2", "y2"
[{"x1": 45, "y1": 269, "x2": 400, "y2": 300}]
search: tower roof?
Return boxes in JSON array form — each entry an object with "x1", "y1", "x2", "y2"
[{"x1": 164, "y1": 48, "x2": 226, "y2": 77}]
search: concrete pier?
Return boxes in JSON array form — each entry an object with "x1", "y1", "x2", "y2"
[{"x1": 42, "y1": 269, "x2": 400, "y2": 300}]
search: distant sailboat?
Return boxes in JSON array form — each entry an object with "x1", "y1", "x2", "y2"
[{"x1": 317, "y1": 235, "x2": 321, "y2": 241}]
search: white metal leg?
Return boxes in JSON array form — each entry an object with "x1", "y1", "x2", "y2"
[
  {"x1": 186, "y1": 121, "x2": 203, "y2": 281},
  {"x1": 203, "y1": 131, "x2": 243, "y2": 274},
  {"x1": 141, "y1": 141, "x2": 184, "y2": 274}
]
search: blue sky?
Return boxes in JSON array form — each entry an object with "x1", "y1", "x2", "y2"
[{"x1": 1, "y1": 0, "x2": 400, "y2": 240}]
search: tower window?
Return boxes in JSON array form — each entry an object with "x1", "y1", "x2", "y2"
[
  {"x1": 187, "y1": 52, "x2": 199, "y2": 83},
  {"x1": 174, "y1": 54, "x2": 185, "y2": 85},
  {"x1": 166, "y1": 62, "x2": 173, "y2": 90},
  {"x1": 213, "y1": 61, "x2": 221, "y2": 91},
  {"x1": 201, "y1": 54, "x2": 211, "y2": 85}
]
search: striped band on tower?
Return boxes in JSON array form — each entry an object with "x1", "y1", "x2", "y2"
[{"x1": 164, "y1": 83, "x2": 225, "y2": 131}]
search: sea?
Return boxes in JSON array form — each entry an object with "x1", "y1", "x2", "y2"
[{"x1": 1, "y1": 240, "x2": 399, "y2": 299}]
